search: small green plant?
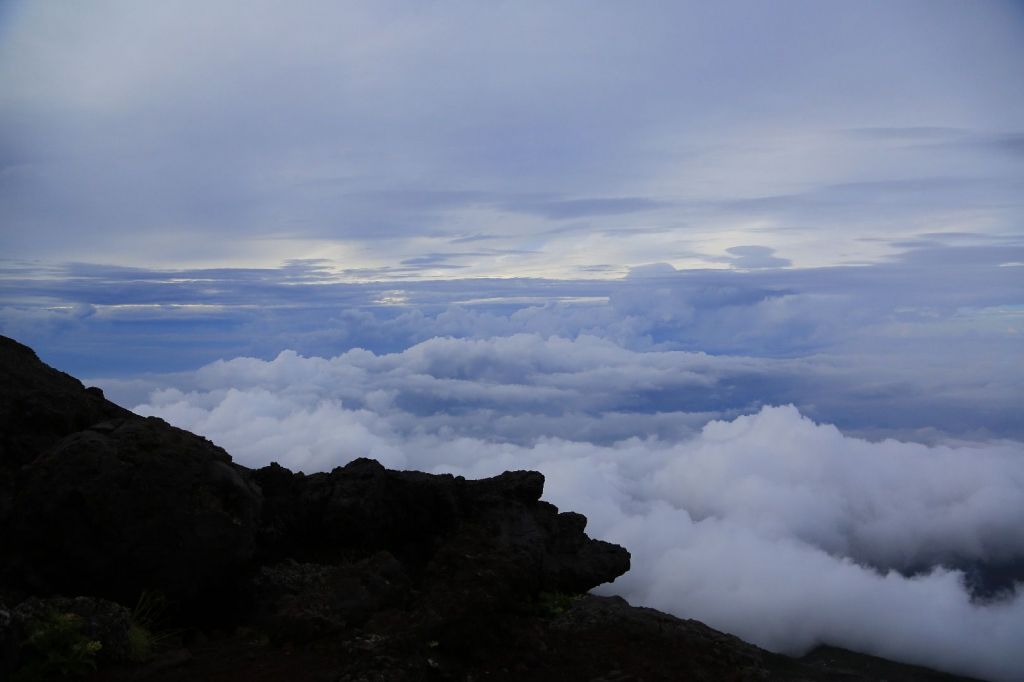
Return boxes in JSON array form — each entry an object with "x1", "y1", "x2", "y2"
[
  {"x1": 127, "y1": 590, "x2": 170, "y2": 662},
  {"x1": 536, "y1": 592, "x2": 581, "y2": 617},
  {"x1": 131, "y1": 590, "x2": 167, "y2": 628},
  {"x1": 126, "y1": 622, "x2": 154, "y2": 662},
  {"x1": 14, "y1": 611, "x2": 102, "y2": 681}
]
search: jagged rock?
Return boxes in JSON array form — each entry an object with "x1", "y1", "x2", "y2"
[
  {"x1": 0, "y1": 337, "x2": 134, "y2": 600},
  {"x1": 462, "y1": 471, "x2": 628, "y2": 594},
  {"x1": 6, "y1": 417, "x2": 262, "y2": 614},
  {"x1": 245, "y1": 458, "x2": 631, "y2": 658},
  {"x1": 419, "y1": 484, "x2": 630, "y2": 634},
  {"x1": 0, "y1": 336, "x2": 130, "y2": 472},
  {"x1": 252, "y1": 458, "x2": 463, "y2": 570},
  {"x1": 254, "y1": 458, "x2": 630, "y2": 619},
  {"x1": 0, "y1": 336, "x2": 263, "y2": 615}
]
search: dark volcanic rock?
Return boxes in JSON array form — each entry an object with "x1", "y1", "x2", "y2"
[
  {"x1": 252, "y1": 458, "x2": 463, "y2": 569},
  {"x1": 8, "y1": 417, "x2": 262, "y2": 612},
  {"x1": 0, "y1": 601, "x2": 15, "y2": 679},
  {"x1": 0, "y1": 336, "x2": 262, "y2": 616},
  {"x1": 538, "y1": 594, "x2": 780, "y2": 680},
  {"x1": 250, "y1": 552, "x2": 412, "y2": 643},
  {"x1": 249, "y1": 457, "x2": 630, "y2": 647},
  {"x1": 0, "y1": 336, "x2": 130, "y2": 472},
  {"x1": 419, "y1": 476, "x2": 630, "y2": 633},
  {"x1": 254, "y1": 458, "x2": 630, "y2": 623},
  {"x1": 0, "y1": 337, "x2": 134, "y2": 592},
  {"x1": 0, "y1": 333, "x2": 627, "y2": 634}
]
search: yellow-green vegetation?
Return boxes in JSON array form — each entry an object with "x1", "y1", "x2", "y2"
[
  {"x1": 13, "y1": 611, "x2": 102, "y2": 681},
  {"x1": 536, "y1": 592, "x2": 582, "y2": 617},
  {"x1": 127, "y1": 590, "x2": 169, "y2": 662},
  {"x1": 126, "y1": 621, "x2": 154, "y2": 662}
]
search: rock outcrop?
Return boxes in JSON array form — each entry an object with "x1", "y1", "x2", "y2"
[
  {"x1": 0, "y1": 336, "x2": 130, "y2": 473},
  {"x1": 8, "y1": 417, "x2": 262, "y2": 613}
]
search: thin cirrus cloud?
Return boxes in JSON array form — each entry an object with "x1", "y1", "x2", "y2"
[{"x1": 1, "y1": 1, "x2": 1023, "y2": 271}]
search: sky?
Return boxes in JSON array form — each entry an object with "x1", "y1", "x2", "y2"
[{"x1": 2, "y1": 2, "x2": 1024, "y2": 680}]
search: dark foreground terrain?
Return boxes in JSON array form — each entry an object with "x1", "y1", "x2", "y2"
[{"x1": 0, "y1": 335, "x2": 980, "y2": 681}]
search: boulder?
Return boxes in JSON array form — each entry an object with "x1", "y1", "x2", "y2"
[
  {"x1": 253, "y1": 458, "x2": 462, "y2": 570},
  {"x1": 0, "y1": 336, "x2": 130, "y2": 472},
  {"x1": 254, "y1": 458, "x2": 630, "y2": 635},
  {"x1": 7, "y1": 417, "x2": 262, "y2": 615}
]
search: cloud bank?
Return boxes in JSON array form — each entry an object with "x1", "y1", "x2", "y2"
[
  {"x1": 134, "y1": 337, "x2": 1024, "y2": 681},
  {"x1": 6, "y1": 246, "x2": 1023, "y2": 442}
]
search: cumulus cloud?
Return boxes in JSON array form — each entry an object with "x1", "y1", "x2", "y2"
[
  {"x1": 77, "y1": 293, "x2": 1017, "y2": 440},
  {"x1": 133, "y1": 338, "x2": 1024, "y2": 682}
]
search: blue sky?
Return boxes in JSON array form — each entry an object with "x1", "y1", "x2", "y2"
[{"x1": 2, "y1": 3, "x2": 1024, "y2": 679}]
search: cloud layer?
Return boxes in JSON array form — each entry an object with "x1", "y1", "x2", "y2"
[
  {"x1": 2, "y1": 2, "x2": 1022, "y2": 273},
  {"x1": 134, "y1": 337, "x2": 1024, "y2": 681},
  {"x1": 6, "y1": 247, "x2": 1017, "y2": 443}
]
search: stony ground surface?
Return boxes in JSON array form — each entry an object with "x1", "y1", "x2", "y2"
[{"x1": 87, "y1": 594, "x2": 978, "y2": 682}]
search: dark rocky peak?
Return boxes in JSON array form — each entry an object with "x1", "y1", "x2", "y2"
[
  {"x1": 0, "y1": 336, "x2": 131, "y2": 471},
  {"x1": 7, "y1": 416, "x2": 262, "y2": 613}
]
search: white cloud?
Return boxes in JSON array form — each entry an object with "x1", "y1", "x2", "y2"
[{"x1": 134, "y1": 339, "x2": 1024, "y2": 681}]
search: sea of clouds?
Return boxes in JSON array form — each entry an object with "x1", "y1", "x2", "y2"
[
  {"x1": 5, "y1": 251, "x2": 1019, "y2": 679},
  {"x1": 133, "y1": 333, "x2": 1024, "y2": 682}
]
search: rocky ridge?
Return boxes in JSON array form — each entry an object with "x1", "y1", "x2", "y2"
[{"x1": 0, "y1": 335, "x2": 979, "y2": 680}]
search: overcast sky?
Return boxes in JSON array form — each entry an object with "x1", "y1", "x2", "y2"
[
  {"x1": 2, "y1": 4, "x2": 1024, "y2": 679},
  {"x1": 2, "y1": 0, "x2": 1023, "y2": 277}
]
